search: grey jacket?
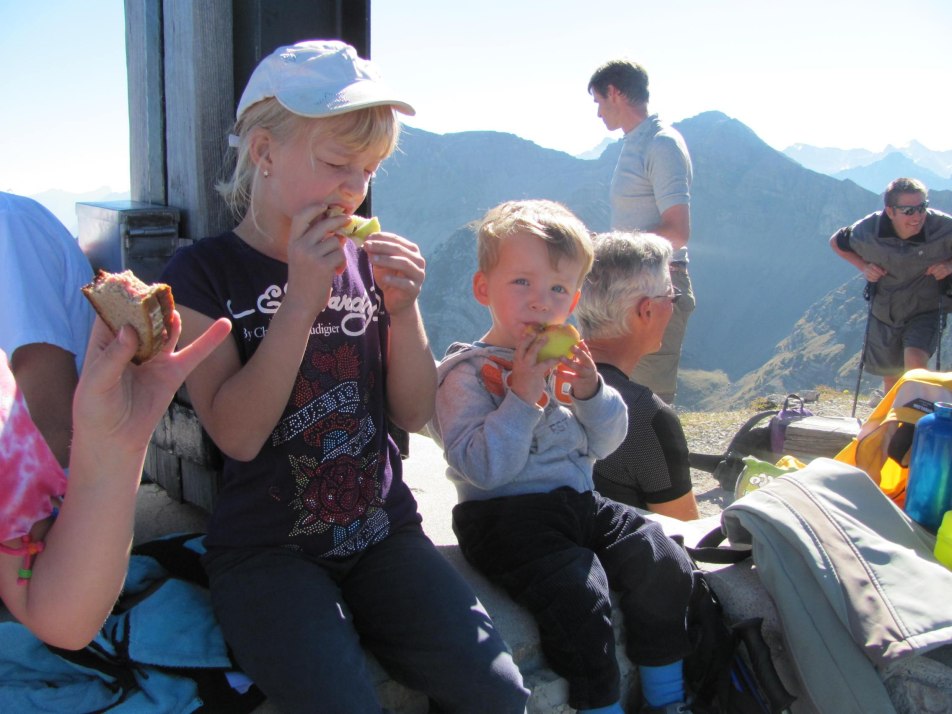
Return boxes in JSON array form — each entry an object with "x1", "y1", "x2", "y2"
[
  {"x1": 847, "y1": 209, "x2": 952, "y2": 326},
  {"x1": 428, "y1": 342, "x2": 628, "y2": 504}
]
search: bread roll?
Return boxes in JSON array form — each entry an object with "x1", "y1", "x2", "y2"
[{"x1": 82, "y1": 269, "x2": 174, "y2": 364}]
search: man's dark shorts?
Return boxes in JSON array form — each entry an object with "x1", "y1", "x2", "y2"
[{"x1": 866, "y1": 310, "x2": 941, "y2": 376}]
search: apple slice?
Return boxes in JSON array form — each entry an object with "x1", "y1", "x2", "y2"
[
  {"x1": 534, "y1": 323, "x2": 580, "y2": 363},
  {"x1": 342, "y1": 215, "x2": 381, "y2": 247}
]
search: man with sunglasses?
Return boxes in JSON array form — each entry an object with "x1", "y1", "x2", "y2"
[
  {"x1": 830, "y1": 177, "x2": 952, "y2": 391},
  {"x1": 576, "y1": 231, "x2": 700, "y2": 521},
  {"x1": 588, "y1": 59, "x2": 694, "y2": 406}
]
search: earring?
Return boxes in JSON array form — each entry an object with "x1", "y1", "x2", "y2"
[{"x1": 262, "y1": 169, "x2": 270, "y2": 178}]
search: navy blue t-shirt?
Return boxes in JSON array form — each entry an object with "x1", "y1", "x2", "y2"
[{"x1": 161, "y1": 232, "x2": 420, "y2": 559}]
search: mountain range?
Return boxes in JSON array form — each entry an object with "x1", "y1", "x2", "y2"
[
  {"x1": 831, "y1": 152, "x2": 952, "y2": 193},
  {"x1": 783, "y1": 140, "x2": 952, "y2": 178},
  {"x1": 28, "y1": 115, "x2": 952, "y2": 408},
  {"x1": 784, "y1": 141, "x2": 952, "y2": 193},
  {"x1": 373, "y1": 113, "x2": 952, "y2": 407}
]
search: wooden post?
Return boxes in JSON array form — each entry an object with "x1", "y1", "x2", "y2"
[
  {"x1": 162, "y1": 1, "x2": 235, "y2": 240},
  {"x1": 124, "y1": 0, "x2": 166, "y2": 205}
]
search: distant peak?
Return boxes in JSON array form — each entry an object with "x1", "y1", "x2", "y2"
[
  {"x1": 685, "y1": 110, "x2": 732, "y2": 122},
  {"x1": 676, "y1": 111, "x2": 765, "y2": 149}
]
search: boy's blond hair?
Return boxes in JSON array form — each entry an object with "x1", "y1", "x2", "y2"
[
  {"x1": 217, "y1": 98, "x2": 400, "y2": 220},
  {"x1": 476, "y1": 200, "x2": 594, "y2": 287}
]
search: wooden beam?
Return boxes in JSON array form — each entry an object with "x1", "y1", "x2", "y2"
[
  {"x1": 232, "y1": 0, "x2": 369, "y2": 94},
  {"x1": 162, "y1": 0, "x2": 233, "y2": 240},
  {"x1": 124, "y1": 0, "x2": 166, "y2": 204}
]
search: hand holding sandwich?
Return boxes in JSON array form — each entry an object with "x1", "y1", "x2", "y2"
[
  {"x1": 0, "y1": 311, "x2": 230, "y2": 649},
  {"x1": 73, "y1": 310, "x2": 232, "y2": 461}
]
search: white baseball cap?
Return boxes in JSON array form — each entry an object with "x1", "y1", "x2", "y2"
[{"x1": 236, "y1": 40, "x2": 415, "y2": 121}]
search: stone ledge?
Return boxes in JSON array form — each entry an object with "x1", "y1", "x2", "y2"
[
  {"x1": 131, "y1": 486, "x2": 781, "y2": 712},
  {"x1": 134, "y1": 430, "x2": 952, "y2": 713},
  {"x1": 135, "y1": 429, "x2": 801, "y2": 713}
]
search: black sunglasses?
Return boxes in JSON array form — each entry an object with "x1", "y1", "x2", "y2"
[{"x1": 891, "y1": 201, "x2": 929, "y2": 216}]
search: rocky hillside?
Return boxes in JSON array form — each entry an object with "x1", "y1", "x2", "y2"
[{"x1": 681, "y1": 385, "x2": 875, "y2": 518}]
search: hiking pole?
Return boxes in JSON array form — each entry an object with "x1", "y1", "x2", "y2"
[
  {"x1": 852, "y1": 281, "x2": 877, "y2": 418},
  {"x1": 936, "y1": 291, "x2": 947, "y2": 371}
]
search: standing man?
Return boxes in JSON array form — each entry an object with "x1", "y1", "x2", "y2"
[
  {"x1": 0, "y1": 192, "x2": 95, "y2": 467},
  {"x1": 589, "y1": 59, "x2": 694, "y2": 404},
  {"x1": 830, "y1": 177, "x2": 952, "y2": 393}
]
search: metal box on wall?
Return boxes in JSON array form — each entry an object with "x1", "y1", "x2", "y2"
[{"x1": 77, "y1": 201, "x2": 182, "y2": 283}]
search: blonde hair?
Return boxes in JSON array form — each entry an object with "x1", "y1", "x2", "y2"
[
  {"x1": 216, "y1": 98, "x2": 401, "y2": 220},
  {"x1": 476, "y1": 200, "x2": 594, "y2": 287}
]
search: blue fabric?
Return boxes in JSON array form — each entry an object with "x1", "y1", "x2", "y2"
[
  {"x1": 126, "y1": 579, "x2": 230, "y2": 667},
  {"x1": 0, "y1": 535, "x2": 251, "y2": 713},
  {"x1": 0, "y1": 191, "x2": 95, "y2": 374},
  {"x1": 640, "y1": 659, "x2": 685, "y2": 707},
  {"x1": 431, "y1": 342, "x2": 628, "y2": 503},
  {"x1": 0, "y1": 624, "x2": 124, "y2": 712}
]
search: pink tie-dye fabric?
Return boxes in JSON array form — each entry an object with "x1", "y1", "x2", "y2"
[{"x1": 0, "y1": 352, "x2": 67, "y2": 542}]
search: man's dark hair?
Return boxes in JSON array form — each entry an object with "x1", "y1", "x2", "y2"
[
  {"x1": 884, "y1": 177, "x2": 928, "y2": 207},
  {"x1": 588, "y1": 60, "x2": 649, "y2": 105}
]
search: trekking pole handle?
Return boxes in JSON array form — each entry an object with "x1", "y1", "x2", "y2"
[{"x1": 732, "y1": 617, "x2": 797, "y2": 714}]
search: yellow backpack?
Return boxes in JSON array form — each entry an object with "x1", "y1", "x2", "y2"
[{"x1": 835, "y1": 369, "x2": 952, "y2": 506}]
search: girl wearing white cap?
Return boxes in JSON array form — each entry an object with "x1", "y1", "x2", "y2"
[{"x1": 161, "y1": 41, "x2": 528, "y2": 712}]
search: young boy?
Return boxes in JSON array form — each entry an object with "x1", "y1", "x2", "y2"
[{"x1": 428, "y1": 199, "x2": 698, "y2": 714}]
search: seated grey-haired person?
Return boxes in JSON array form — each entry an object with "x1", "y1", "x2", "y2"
[{"x1": 576, "y1": 231, "x2": 700, "y2": 520}]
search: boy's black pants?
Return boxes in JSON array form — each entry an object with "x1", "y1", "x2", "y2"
[{"x1": 453, "y1": 488, "x2": 695, "y2": 710}]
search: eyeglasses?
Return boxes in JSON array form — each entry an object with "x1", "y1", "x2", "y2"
[
  {"x1": 649, "y1": 287, "x2": 682, "y2": 305},
  {"x1": 891, "y1": 201, "x2": 929, "y2": 216}
]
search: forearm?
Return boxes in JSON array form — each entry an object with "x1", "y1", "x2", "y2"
[
  {"x1": 198, "y1": 300, "x2": 315, "y2": 459},
  {"x1": 385, "y1": 304, "x2": 437, "y2": 431},
  {"x1": 436, "y1": 379, "x2": 539, "y2": 490},
  {"x1": 652, "y1": 206, "x2": 690, "y2": 251},
  {"x1": 8, "y1": 435, "x2": 143, "y2": 648},
  {"x1": 648, "y1": 492, "x2": 700, "y2": 521}
]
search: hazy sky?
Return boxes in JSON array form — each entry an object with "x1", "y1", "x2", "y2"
[
  {"x1": 3, "y1": 0, "x2": 950, "y2": 195},
  {"x1": 1, "y1": 1, "x2": 128, "y2": 195}
]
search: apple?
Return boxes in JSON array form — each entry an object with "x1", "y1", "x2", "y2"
[
  {"x1": 343, "y1": 215, "x2": 381, "y2": 247},
  {"x1": 534, "y1": 323, "x2": 580, "y2": 363}
]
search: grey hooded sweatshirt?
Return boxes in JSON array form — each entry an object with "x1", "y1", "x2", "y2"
[{"x1": 428, "y1": 342, "x2": 628, "y2": 504}]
